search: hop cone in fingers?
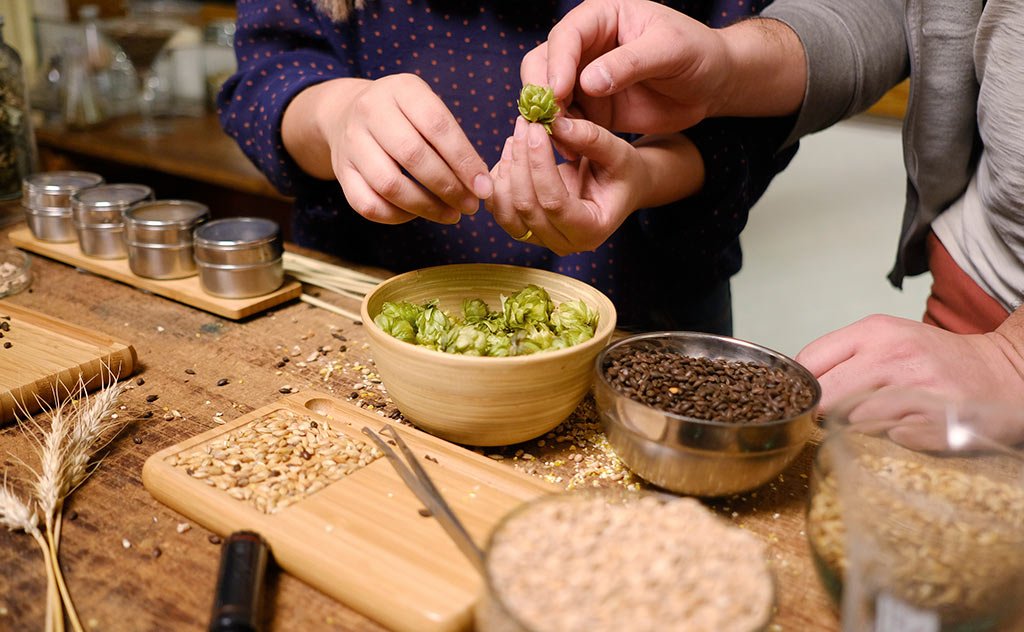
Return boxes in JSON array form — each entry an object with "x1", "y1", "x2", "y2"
[{"x1": 518, "y1": 84, "x2": 559, "y2": 134}]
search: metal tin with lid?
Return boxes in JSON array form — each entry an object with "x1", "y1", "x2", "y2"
[
  {"x1": 124, "y1": 199, "x2": 209, "y2": 279},
  {"x1": 72, "y1": 183, "x2": 154, "y2": 259},
  {"x1": 193, "y1": 217, "x2": 282, "y2": 265},
  {"x1": 22, "y1": 171, "x2": 104, "y2": 242},
  {"x1": 124, "y1": 199, "x2": 209, "y2": 245},
  {"x1": 193, "y1": 217, "x2": 284, "y2": 298}
]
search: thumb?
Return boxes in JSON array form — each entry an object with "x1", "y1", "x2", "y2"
[{"x1": 579, "y1": 38, "x2": 675, "y2": 96}]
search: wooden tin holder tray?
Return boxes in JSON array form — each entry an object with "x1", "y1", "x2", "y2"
[
  {"x1": 142, "y1": 390, "x2": 556, "y2": 632},
  {"x1": 9, "y1": 228, "x2": 301, "y2": 320}
]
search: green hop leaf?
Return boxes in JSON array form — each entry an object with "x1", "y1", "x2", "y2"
[{"x1": 518, "y1": 84, "x2": 560, "y2": 134}]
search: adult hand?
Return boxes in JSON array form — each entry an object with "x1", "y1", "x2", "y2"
[
  {"x1": 521, "y1": 0, "x2": 805, "y2": 134},
  {"x1": 485, "y1": 116, "x2": 702, "y2": 255},
  {"x1": 285, "y1": 74, "x2": 493, "y2": 225},
  {"x1": 796, "y1": 314, "x2": 1024, "y2": 447}
]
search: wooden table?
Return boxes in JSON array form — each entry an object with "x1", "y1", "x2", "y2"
[{"x1": 0, "y1": 218, "x2": 839, "y2": 631}]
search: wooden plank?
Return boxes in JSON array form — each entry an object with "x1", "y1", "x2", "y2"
[
  {"x1": 0, "y1": 301, "x2": 137, "y2": 424},
  {"x1": 9, "y1": 227, "x2": 301, "y2": 320},
  {"x1": 143, "y1": 391, "x2": 557, "y2": 632}
]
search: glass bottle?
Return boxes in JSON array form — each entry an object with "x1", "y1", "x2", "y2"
[
  {"x1": 61, "y1": 36, "x2": 107, "y2": 130},
  {"x1": 0, "y1": 16, "x2": 37, "y2": 200}
]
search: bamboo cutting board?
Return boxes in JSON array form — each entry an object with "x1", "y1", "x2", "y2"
[
  {"x1": 9, "y1": 228, "x2": 302, "y2": 320},
  {"x1": 142, "y1": 391, "x2": 557, "y2": 632},
  {"x1": 0, "y1": 301, "x2": 137, "y2": 424}
]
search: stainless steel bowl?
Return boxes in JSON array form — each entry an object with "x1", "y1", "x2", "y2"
[
  {"x1": 193, "y1": 217, "x2": 283, "y2": 265},
  {"x1": 124, "y1": 200, "x2": 209, "y2": 245},
  {"x1": 126, "y1": 241, "x2": 198, "y2": 279},
  {"x1": 196, "y1": 258, "x2": 284, "y2": 298},
  {"x1": 23, "y1": 207, "x2": 76, "y2": 242},
  {"x1": 593, "y1": 331, "x2": 820, "y2": 497}
]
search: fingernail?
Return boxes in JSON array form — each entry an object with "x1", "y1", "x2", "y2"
[
  {"x1": 473, "y1": 173, "x2": 493, "y2": 199},
  {"x1": 549, "y1": 74, "x2": 562, "y2": 97},
  {"x1": 443, "y1": 209, "x2": 462, "y2": 224},
  {"x1": 527, "y1": 124, "x2": 545, "y2": 148},
  {"x1": 513, "y1": 117, "x2": 527, "y2": 140},
  {"x1": 584, "y1": 63, "x2": 612, "y2": 93},
  {"x1": 552, "y1": 117, "x2": 572, "y2": 134}
]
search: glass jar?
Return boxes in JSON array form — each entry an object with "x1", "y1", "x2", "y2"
[
  {"x1": 0, "y1": 16, "x2": 38, "y2": 201},
  {"x1": 203, "y1": 19, "x2": 236, "y2": 111},
  {"x1": 807, "y1": 389, "x2": 1024, "y2": 631}
]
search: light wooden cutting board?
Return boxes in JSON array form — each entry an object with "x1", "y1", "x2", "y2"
[
  {"x1": 142, "y1": 391, "x2": 557, "y2": 632},
  {"x1": 0, "y1": 301, "x2": 137, "y2": 424}
]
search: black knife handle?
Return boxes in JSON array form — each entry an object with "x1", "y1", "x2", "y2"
[{"x1": 208, "y1": 531, "x2": 270, "y2": 632}]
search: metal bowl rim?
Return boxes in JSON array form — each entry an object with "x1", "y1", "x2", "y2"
[{"x1": 594, "y1": 330, "x2": 822, "y2": 431}]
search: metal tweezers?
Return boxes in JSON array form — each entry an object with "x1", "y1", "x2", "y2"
[{"x1": 361, "y1": 425, "x2": 485, "y2": 574}]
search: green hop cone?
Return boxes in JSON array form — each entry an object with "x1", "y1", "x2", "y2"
[{"x1": 518, "y1": 84, "x2": 559, "y2": 134}]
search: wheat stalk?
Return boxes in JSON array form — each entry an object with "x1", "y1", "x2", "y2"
[
  {"x1": 6, "y1": 367, "x2": 129, "y2": 632},
  {"x1": 2, "y1": 475, "x2": 60, "y2": 632}
]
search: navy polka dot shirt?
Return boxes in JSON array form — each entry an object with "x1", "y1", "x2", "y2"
[{"x1": 219, "y1": 0, "x2": 797, "y2": 331}]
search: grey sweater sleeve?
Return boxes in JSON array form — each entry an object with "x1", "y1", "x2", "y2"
[{"x1": 761, "y1": 0, "x2": 910, "y2": 146}]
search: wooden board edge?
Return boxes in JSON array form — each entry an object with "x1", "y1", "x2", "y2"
[
  {"x1": 9, "y1": 228, "x2": 301, "y2": 320},
  {"x1": 0, "y1": 344, "x2": 136, "y2": 424}
]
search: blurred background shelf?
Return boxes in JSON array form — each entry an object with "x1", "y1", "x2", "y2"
[{"x1": 34, "y1": 113, "x2": 296, "y2": 238}]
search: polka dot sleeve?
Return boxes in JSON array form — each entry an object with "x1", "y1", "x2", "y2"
[{"x1": 217, "y1": 0, "x2": 355, "y2": 196}]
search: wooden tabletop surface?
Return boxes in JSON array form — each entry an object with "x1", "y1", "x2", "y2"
[{"x1": 0, "y1": 219, "x2": 839, "y2": 632}]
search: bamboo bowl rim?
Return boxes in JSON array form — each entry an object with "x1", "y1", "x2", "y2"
[{"x1": 360, "y1": 263, "x2": 617, "y2": 364}]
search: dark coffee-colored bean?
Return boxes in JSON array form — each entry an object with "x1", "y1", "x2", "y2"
[{"x1": 603, "y1": 349, "x2": 813, "y2": 424}]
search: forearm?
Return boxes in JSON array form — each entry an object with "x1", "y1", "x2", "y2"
[
  {"x1": 716, "y1": 18, "x2": 807, "y2": 118},
  {"x1": 760, "y1": 0, "x2": 908, "y2": 143},
  {"x1": 281, "y1": 77, "x2": 372, "y2": 181},
  {"x1": 631, "y1": 134, "x2": 705, "y2": 209}
]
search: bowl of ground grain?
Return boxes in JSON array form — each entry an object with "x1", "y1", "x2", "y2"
[
  {"x1": 476, "y1": 490, "x2": 775, "y2": 632},
  {"x1": 594, "y1": 331, "x2": 820, "y2": 496},
  {"x1": 361, "y1": 264, "x2": 616, "y2": 446}
]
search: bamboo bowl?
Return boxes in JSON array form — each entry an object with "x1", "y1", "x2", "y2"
[{"x1": 361, "y1": 264, "x2": 617, "y2": 446}]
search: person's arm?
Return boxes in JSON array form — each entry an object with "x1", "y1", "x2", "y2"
[
  {"x1": 761, "y1": 0, "x2": 909, "y2": 145},
  {"x1": 217, "y1": 0, "x2": 349, "y2": 196},
  {"x1": 521, "y1": 0, "x2": 907, "y2": 139},
  {"x1": 219, "y1": 1, "x2": 492, "y2": 225}
]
